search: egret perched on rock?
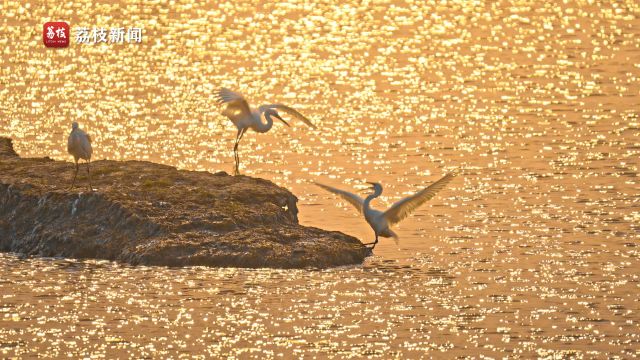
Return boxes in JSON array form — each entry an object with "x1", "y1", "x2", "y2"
[
  {"x1": 67, "y1": 122, "x2": 93, "y2": 191},
  {"x1": 315, "y1": 174, "x2": 455, "y2": 250},
  {"x1": 215, "y1": 87, "x2": 317, "y2": 174}
]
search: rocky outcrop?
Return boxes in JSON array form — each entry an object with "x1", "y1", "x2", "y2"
[{"x1": 0, "y1": 137, "x2": 367, "y2": 268}]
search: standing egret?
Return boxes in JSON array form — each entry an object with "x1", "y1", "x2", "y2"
[
  {"x1": 215, "y1": 87, "x2": 317, "y2": 174},
  {"x1": 315, "y1": 174, "x2": 455, "y2": 250},
  {"x1": 67, "y1": 122, "x2": 93, "y2": 191}
]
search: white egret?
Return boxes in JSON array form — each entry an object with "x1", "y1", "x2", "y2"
[
  {"x1": 67, "y1": 122, "x2": 93, "y2": 191},
  {"x1": 315, "y1": 174, "x2": 455, "y2": 250},
  {"x1": 215, "y1": 87, "x2": 317, "y2": 174}
]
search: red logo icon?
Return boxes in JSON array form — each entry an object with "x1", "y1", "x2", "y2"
[{"x1": 43, "y1": 22, "x2": 69, "y2": 48}]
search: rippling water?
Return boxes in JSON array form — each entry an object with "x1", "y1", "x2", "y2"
[{"x1": 1, "y1": 0, "x2": 639, "y2": 357}]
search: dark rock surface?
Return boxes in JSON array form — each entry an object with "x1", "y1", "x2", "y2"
[{"x1": 0, "y1": 137, "x2": 367, "y2": 268}]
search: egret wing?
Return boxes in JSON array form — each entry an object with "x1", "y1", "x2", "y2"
[
  {"x1": 216, "y1": 88, "x2": 252, "y2": 118},
  {"x1": 315, "y1": 182, "x2": 365, "y2": 214},
  {"x1": 82, "y1": 131, "x2": 93, "y2": 158},
  {"x1": 383, "y1": 174, "x2": 455, "y2": 225},
  {"x1": 266, "y1": 104, "x2": 317, "y2": 129},
  {"x1": 66, "y1": 133, "x2": 74, "y2": 154}
]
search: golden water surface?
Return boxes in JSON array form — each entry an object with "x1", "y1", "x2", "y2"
[{"x1": 1, "y1": 0, "x2": 639, "y2": 358}]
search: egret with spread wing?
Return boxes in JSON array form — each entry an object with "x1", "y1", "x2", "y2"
[
  {"x1": 215, "y1": 87, "x2": 317, "y2": 174},
  {"x1": 315, "y1": 174, "x2": 455, "y2": 250},
  {"x1": 67, "y1": 122, "x2": 93, "y2": 191}
]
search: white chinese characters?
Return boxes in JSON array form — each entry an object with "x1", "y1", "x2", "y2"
[
  {"x1": 127, "y1": 28, "x2": 142, "y2": 43},
  {"x1": 109, "y1": 28, "x2": 125, "y2": 43},
  {"x1": 47, "y1": 25, "x2": 66, "y2": 39},
  {"x1": 92, "y1": 28, "x2": 108, "y2": 43},
  {"x1": 75, "y1": 27, "x2": 90, "y2": 44},
  {"x1": 46, "y1": 26, "x2": 55, "y2": 39},
  {"x1": 75, "y1": 27, "x2": 142, "y2": 44}
]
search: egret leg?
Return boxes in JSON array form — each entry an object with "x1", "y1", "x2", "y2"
[
  {"x1": 69, "y1": 161, "x2": 79, "y2": 190},
  {"x1": 233, "y1": 129, "x2": 242, "y2": 175},
  {"x1": 364, "y1": 233, "x2": 379, "y2": 250},
  {"x1": 86, "y1": 160, "x2": 93, "y2": 191},
  {"x1": 234, "y1": 128, "x2": 247, "y2": 175}
]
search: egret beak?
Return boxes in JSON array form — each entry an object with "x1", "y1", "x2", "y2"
[
  {"x1": 273, "y1": 112, "x2": 290, "y2": 127},
  {"x1": 358, "y1": 182, "x2": 376, "y2": 193}
]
